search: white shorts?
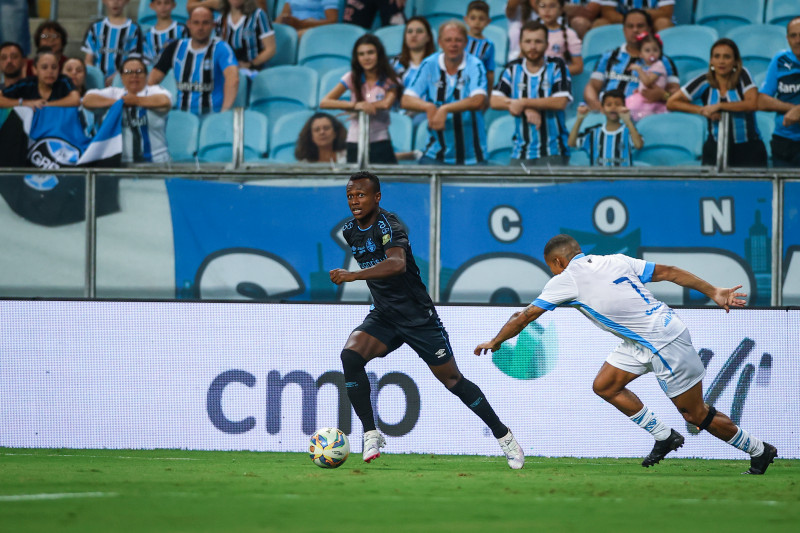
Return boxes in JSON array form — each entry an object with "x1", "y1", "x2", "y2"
[{"x1": 605, "y1": 329, "x2": 705, "y2": 398}]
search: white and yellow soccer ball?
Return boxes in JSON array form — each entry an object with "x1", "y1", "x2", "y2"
[{"x1": 309, "y1": 428, "x2": 350, "y2": 468}]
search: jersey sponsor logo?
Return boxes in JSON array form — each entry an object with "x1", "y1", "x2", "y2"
[
  {"x1": 358, "y1": 256, "x2": 385, "y2": 269},
  {"x1": 607, "y1": 71, "x2": 638, "y2": 83},
  {"x1": 176, "y1": 81, "x2": 213, "y2": 92},
  {"x1": 123, "y1": 115, "x2": 148, "y2": 128},
  {"x1": 366, "y1": 237, "x2": 376, "y2": 252},
  {"x1": 778, "y1": 81, "x2": 800, "y2": 94}
]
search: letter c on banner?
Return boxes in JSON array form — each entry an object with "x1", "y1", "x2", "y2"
[
  {"x1": 207, "y1": 370, "x2": 257, "y2": 434},
  {"x1": 489, "y1": 206, "x2": 523, "y2": 243},
  {"x1": 593, "y1": 197, "x2": 628, "y2": 234}
]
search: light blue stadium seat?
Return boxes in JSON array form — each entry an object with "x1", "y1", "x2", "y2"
[
  {"x1": 160, "y1": 74, "x2": 178, "y2": 108},
  {"x1": 388, "y1": 111, "x2": 413, "y2": 153},
  {"x1": 197, "y1": 110, "x2": 270, "y2": 162},
  {"x1": 249, "y1": 65, "x2": 319, "y2": 125},
  {"x1": 633, "y1": 112, "x2": 705, "y2": 166},
  {"x1": 298, "y1": 24, "x2": 367, "y2": 77},
  {"x1": 319, "y1": 66, "x2": 350, "y2": 101},
  {"x1": 695, "y1": 0, "x2": 765, "y2": 36},
  {"x1": 269, "y1": 109, "x2": 316, "y2": 162},
  {"x1": 234, "y1": 74, "x2": 249, "y2": 108},
  {"x1": 484, "y1": 108, "x2": 507, "y2": 131},
  {"x1": 419, "y1": 0, "x2": 466, "y2": 29},
  {"x1": 138, "y1": 0, "x2": 189, "y2": 31},
  {"x1": 374, "y1": 24, "x2": 405, "y2": 58},
  {"x1": 166, "y1": 110, "x2": 199, "y2": 162},
  {"x1": 727, "y1": 25, "x2": 787, "y2": 77},
  {"x1": 243, "y1": 110, "x2": 269, "y2": 161},
  {"x1": 487, "y1": 114, "x2": 515, "y2": 165},
  {"x1": 487, "y1": 0, "x2": 507, "y2": 27},
  {"x1": 266, "y1": 23, "x2": 298, "y2": 67},
  {"x1": 85, "y1": 65, "x2": 104, "y2": 91},
  {"x1": 273, "y1": 0, "x2": 288, "y2": 20},
  {"x1": 681, "y1": 67, "x2": 708, "y2": 85},
  {"x1": 415, "y1": 120, "x2": 430, "y2": 152},
  {"x1": 765, "y1": 0, "x2": 797, "y2": 26},
  {"x1": 753, "y1": 69, "x2": 768, "y2": 89},
  {"x1": 581, "y1": 24, "x2": 623, "y2": 67},
  {"x1": 569, "y1": 149, "x2": 591, "y2": 166},
  {"x1": 565, "y1": 112, "x2": 606, "y2": 134},
  {"x1": 484, "y1": 24, "x2": 508, "y2": 72},
  {"x1": 756, "y1": 111, "x2": 776, "y2": 158},
  {"x1": 567, "y1": 69, "x2": 593, "y2": 116},
  {"x1": 660, "y1": 25, "x2": 719, "y2": 77}
]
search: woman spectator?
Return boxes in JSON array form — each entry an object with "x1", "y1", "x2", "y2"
[
  {"x1": 390, "y1": 16, "x2": 435, "y2": 86},
  {"x1": 218, "y1": 0, "x2": 276, "y2": 73},
  {"x1": 276, "y1": 0, "x2": 338, "y2": 39},
  {"x1": 27, "y1": 21, "x2": 69, "y2": 74},
  {"x1": 83, "y1": 55, "x2": 173, "y2": 163},
  {"x1": 295, "y1": 111, "x2": 347, "y2": 163},
  {"x1": 667, "y1": 38, "x2": 766, "y2": 168},
  {"x1": 0, "y1": 48, "x2": 79, "y2": 108},
  {"x1": 62, "y1": 57, "x2": 88, "y2": 96},
  {"x1": 320, "y1": 34, "x2": 401, "y2": 164}
]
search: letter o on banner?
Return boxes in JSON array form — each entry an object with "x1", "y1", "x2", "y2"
[
  {"x1": 376, "y1": 372, "x2": 420, "y2": 437},
  {"x1": 593, "y1": 197, "x2": 628, "y2": 234}
]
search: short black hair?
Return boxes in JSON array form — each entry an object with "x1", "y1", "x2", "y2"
[
  {"x1": 0, "y1": 41, "x2": 24, "y2": 56},
  {"x1": 349, "y1": 171, "x2": 381, "y2": 193},
  {"x1": 623, "y1": 8, "x2": 654, "y2": 31},
  {"x1": 467, "y1": 1, "x2": 489, "y2": 15},
  {"x1": 544, "y1": 234, "x2": 580, "y2": 258},
  {"x1": 602, "y1": 88, "x2": 626, "y2": 104},
  {"x1": 520, "y1": 20, "x2": 549, "y2": 42}
]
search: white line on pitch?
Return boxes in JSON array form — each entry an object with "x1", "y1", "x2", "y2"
[{"x1": 0, "y1": 492, "x2": 119, "y2": 502}]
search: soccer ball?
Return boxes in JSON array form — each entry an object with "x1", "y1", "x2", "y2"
[{"x1": 309, "y1": 428, "x2": 350, "y2": 468}]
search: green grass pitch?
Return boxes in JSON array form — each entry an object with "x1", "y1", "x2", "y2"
[{"x1": 1, "y1": 448, "x2": 797, "y2": 532}]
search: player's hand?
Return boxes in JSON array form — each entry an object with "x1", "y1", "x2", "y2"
[
  {"x1": 783, "y1": 105, "x2": 800, "y2": 126},
  {"x1": 639, "y1": 85, "x2": 663, "y2": 102},
  {"x1": 474, "y1": 341, "x2": 501, "y2": 356},
  {"x1": 618, "y1": 106, "x2": 632, "y2": 122},
  {"x1": 329, "y1": 268, "x2": 356, "y2": 284},
  {"x1": 428, "y1": 107, "x2": 447, "y2": 131},
  {"x1": 712, "y1": 285, "x2": 747, "y2": 313},
  {"x1": 508, "y1": 99, "x2": 525, "y2": 116},
  {"x1": 524, "y1": 108, "x2": 541, "y2": 129}
]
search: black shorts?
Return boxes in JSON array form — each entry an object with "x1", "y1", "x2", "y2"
[{"x1": 354, "y1": 309, "x2": 454, "y2": 366}]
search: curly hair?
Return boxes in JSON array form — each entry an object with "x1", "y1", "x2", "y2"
[{"x1": 294, "y1": 112, "x2": 347, "y2": 162}]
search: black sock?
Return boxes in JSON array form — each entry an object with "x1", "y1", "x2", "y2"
[
  {"x1": 449, "y1": 377, "x2": 508, "y2": 439},
  {"x1": 341, "y1": 349, "x2": 376, "y2": 432}
]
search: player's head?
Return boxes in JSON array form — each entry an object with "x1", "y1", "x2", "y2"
[
  {"x1": 788, "y1": 17, "x2": 800, "y2": 57},
  {"x1": 465, "y1": 1, "x2": 490, "y2": 36},
  {"x1": 601, "y1": 88, "x2": 625, "y2": 121},
  {"x1": 346, "y1": 171, "x2": 381, "y2": 223},
  {"x1": 519, "y1": 21, "x2": 548, "y2": 64},
  {"x1": 544, "y1": 234, "x2": 582, "y2": 275}
]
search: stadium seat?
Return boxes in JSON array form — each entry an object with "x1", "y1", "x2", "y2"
[
  {"x1": 297, "y1": 24, "x2": 367, "y2": 77},
  {"x1": 415, "y1": 120, "x2": 430, "y2": 152},
  {"x1": 565, "y1": 112, "x2": 606, "y2": 134},
  {"x1": 234, "y1": 74, "x2": 249, "y2": 109},
  {"x1": 695, "y1": 0, "x2": 765, "y2": 36},
  {"x1": 374, "y1": 25, "x2": 405, "y2": 58},
  {"x1": 633, "y1": 113, "x2": 705, "y2": 166},
  {"x1": 484, "y1": 24, "x2": 509, "y2": 72},
  {"x1": 487, "y1": 0, "x2": 507, "y2": 27},
  {"x1": 243, "y1": 110, "x2": 269, "y2": 161},
  {"x1": 197, "y1": 110, "x2": 269, "y2": 162},
  {"x1": 419, "y1": 0, "x2": 466, "y2": 29},
  {"x1": 681, "y1": 67, "x2": 708, "y2": 86},
  {"x1": 659, "y1": 25, "x2": 718, "y2": 77},
  {"x1": 388, "y1": 111, "x2": 414, "y2": 153},
  {"x1": 266, "y1": 23, "x2": 298, "y2": 67},
  {"x1": 161, "y1": 75, "x2": 178, "y2": 108},
  {"x1": 753, "y1": 69, "x2": 768, "y2": 89},
  {"x1": 727, "y1": 25, "x2": 787, "y2": 77},
  {"x1": 484, "y1": 108, "x2": 507, "y2": 131},
  {"x1": 249, "y1": 65, "x2": 319, "y2": 126},
  {"x1": 165, "y1": 110, "x2": 199, "y2": 162},
  {"x1": 765, "y1": 0, "x2": 797, "y2": 26},
  {"x1": 318, "y1": 66, "x2": 350, "y2": 102},
  {"x1": 269, "y1": 109, "x2": 315, "y2": 162},
  {"x1": 273, "y1": 0, "x2": 288, "y2": 20},
  {"x1": 581, "y1": 24, "x2": 623, "y2": 67},
  {"x1": 487, "y1": 114, "x2": 515, "y2": 165},
  {"x1": 567, "y1": 69, "x2": 593, "y2": 117},
  {"x1": 85, "y1": 65, "x2": 104, "y2": 91},
  {"x1": 756, "y1": 111, "x2": 776, "y2": 158},
  {"x1": 569, "y1": 148, "x2": 591, "y2": 166},
  {"x1": 138, "y1": 0, "x2": 189, "y2": 31}
]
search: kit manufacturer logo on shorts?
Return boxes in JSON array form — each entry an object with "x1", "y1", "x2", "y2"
[{"x1": 435, "y1": 349, "x2": 447, "y2": 358}]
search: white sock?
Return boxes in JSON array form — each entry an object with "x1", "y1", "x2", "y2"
[
  {"x1": 630, "y1": 406, "x2": 672, "y2": 441},
  {"x1": 727, "y1": 427, "x2": 765, "y2": 457}
]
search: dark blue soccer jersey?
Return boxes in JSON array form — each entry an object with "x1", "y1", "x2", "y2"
[
  {"x1": 761, "y1": 50, "x2": 800, "y2": 142},
  {"x1": 342, "y1": 208, "x2": 435, "y2": 326},
  {"x1": 82, "y1": 18, "x2": 143, "y2": 77}
]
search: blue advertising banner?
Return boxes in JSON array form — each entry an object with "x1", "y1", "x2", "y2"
[
  {"x1": 441, "y1": 180, "x2": 774, "y2": 306},
  {"x1": 165, "y1": 179, "x2": 431, "y2": 301},
  {"x1": 783, "y1": 181, "x2": 800, "y2": 305}
]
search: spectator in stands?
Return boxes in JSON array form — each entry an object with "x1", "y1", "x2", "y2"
[
  {"x1": 564, "y1": 1, "x2": 602, "y2": 38},
  {"x1": 295, "y1": 111, "x2": 347, "y2": 163},
  {"x1": 83, "y1": 0, "x2": 143, "y2": 86},
  {"x1": 568, "y1": 88, "x2": 643, "y2": 166},
  {"x1": 491, "y1": 21, "x2": 572, "y2": 166},
  {"x1": 593, "y1": 1, "x2": 673, "y2": 32},
  {"x1": 62, "y1": 58, "x2": 88, "y2": 96},
  {"x1": 668, "y1": 38, "x2": 766, "y2": 168},
  {"x1": 538, "y1": 0, "x2": 583, "y2": 75},
  {"x1": 401, "y1": 20, "x2": 488, "y2": 165},
  {"x1": 390, "y1": 16, "x2": 435, "y2": 86},
  {"x1": 218, "y1": 0, "x2": 276, "y2": 74},
  {"x1": 507, "y1": 1, "x2": 597, "y2": 58},
  {"x1": 465, "y1": 1, "x2": 496, "y2": 95},
  {"x1": 342, "y1": 0, "x2": 406, "y2": 29},
  {"x1": 0, "y1": 0, "x2": 30, "y2": 55},
  {"x1": 148, "y1": 6, "x2": 239, "y2": 115},
  {"x1": 758, "y1": 16, "x2": 800, "y2": 168},
  {"x1": 320, "y1": 34, "x2": 401, "y2": 164},
  {"x1": 276, "y1": 0, "x2": 338, "y2": 39},
  {"x1": 0, "y1": 42, "x2": 25, "y2": 90},
  {"x1": 583, "y1": 9, "x2": 678, "y2": 112},
  {"x1": 625, "y1": 32, "x2": 666, "y2": 121},
  {"x1": 143, "y1": 0, "x2": 189, "y2": 66},
  {"x1": 30, "y1": 21, "x2": 69, "y2": 74},
  {"x1": 0, "y1": 48, "x2": 80, "y2": 109},
  {"x1": 83, "y1": 55, "x2": 173, "y2": 164}
]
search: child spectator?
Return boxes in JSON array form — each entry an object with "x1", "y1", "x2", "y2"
[
  {"x1": 465, "y1": 1, "x2": 496, "y2": 92},
  {"x1": 295, "y1": 111, "x2": 347, "y2": 163},
  {"x1": 143, "y1": 0, "x2": 189, "y2": 66},
  {"x1": 83, "y1": 0, "x2": 143, "y2": 86},
  {"x1": 320, "y1": 34, "x2": 402, "y2": 164},
  {"x1": 537, "y1": 0, "x2": 583, "y2": 75},
  {"x1": 625, "y1": 32, "x2": 666, "y2": 121},
  {"x1": 218, "y1": 0, "x2": 276, "y2": 74},
  {"x1": 0, "y1": 48, "x2": 80, "y2": 109},
  {"x1": 568, "y1": 88, "x2": 643, "y2": 166}
]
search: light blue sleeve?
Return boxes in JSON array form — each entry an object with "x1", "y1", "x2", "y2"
[
  {"x1": 466, "y1": 57, "x2": 488, "y2": 97},
  {"x1": 216, "y1": 41, "x2": 239, "y2": 69},
  {"x1": 406, "y1": 56, "x2": 433, "y2": 100}
]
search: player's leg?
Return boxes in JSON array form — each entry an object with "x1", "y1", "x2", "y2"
[{"x1": 670, "y1": 382, "x2": 777, "y2": 475}]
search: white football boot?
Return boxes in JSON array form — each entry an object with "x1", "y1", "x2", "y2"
[
  {"x1": 362, "y1": 430, "x2": 386, "y2": 463},
  {"x1": 497, "y1": 430, "x2": 525, "y2": 469}
]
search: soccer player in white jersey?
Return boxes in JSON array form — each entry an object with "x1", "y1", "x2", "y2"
[{"x1": 475, "y1": 234, "x2": 778, "y2": 474}]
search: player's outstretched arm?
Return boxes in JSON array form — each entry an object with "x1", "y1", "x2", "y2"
[
  {"x1": 329, "y1": 247, "x2": 406, "y2": 285},
  {"x1": 474, "y1": 305, "x2": 546, "y2": 355},
  {"x1": 651, "y1": 264, "x2": 747, "y2": 313}
]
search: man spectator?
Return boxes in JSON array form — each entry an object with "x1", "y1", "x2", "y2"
[
  {"x1": 401, "y1": 20, "x2": 488, "y2": 165},
  {"x1": 758, "y1": 16, "x2": 800, "y2": 168},
  {"x1": 0, "y1": 42, "x2": 25, "y2": 89},
  {"x1": 593, "y1": 1, "x2": 673, "y2": 31},
  {"x1": 584, "y1": 8, "x2": 678, "y2": 111},
  {"x1": 148, "y1": 6, "x2": 239, "y2": 115}
]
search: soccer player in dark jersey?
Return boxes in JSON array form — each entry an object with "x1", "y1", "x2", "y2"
[{"x1": 329, "y1": 171, "x2": 524, "y2": 469}]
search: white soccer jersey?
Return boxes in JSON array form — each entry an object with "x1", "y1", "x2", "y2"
[{"x1": 533, "y1": 253, "x2": 686, "y2": 352}]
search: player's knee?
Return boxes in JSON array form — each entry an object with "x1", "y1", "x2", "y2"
[
  {"x1": 341, "y1": 349, "x2": 367, "y2": 373},
  {"x1": 441, "y1": 371, "x2": 463, "y2": 390},
  {"x1": 592, "y1": 376, "x2": 612, "y2": 399},
  {"x1": 680, "y1": 405, "x2": 714, "y2": 428}
]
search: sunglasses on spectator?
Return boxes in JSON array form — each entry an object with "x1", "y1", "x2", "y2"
[{"x1": 122, "y1": 69, "x2": 146, "y2": 75}]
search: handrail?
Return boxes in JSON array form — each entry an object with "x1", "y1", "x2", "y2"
[{"x1": 716, "y1": 111, "x2": 729, "y2": 171}]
